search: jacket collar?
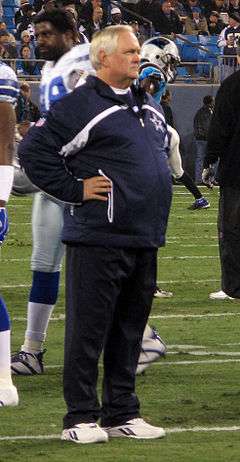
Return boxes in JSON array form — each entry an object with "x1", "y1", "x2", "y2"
[{"x1": 85, "y1": 75, "x2": 148, "y2": 107}]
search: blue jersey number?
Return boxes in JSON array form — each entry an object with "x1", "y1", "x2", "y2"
[{"x1": 40, "y1": 76, "x2": 68, "y2": 114}]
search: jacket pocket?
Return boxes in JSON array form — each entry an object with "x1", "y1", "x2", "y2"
[{"x1": 98, "y1": 169, "x2": 113, "y2": 223}]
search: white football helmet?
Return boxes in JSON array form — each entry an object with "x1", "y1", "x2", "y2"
[{"x1": 141, "y1": 36, "x2": 180, "y2": 83}]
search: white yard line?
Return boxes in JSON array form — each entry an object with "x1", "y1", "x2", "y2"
[
  {"x1": 159, "y1": 256, "x2": 218, "y2": 260},
  {"x1": 0, "y1": 425, "x2": 240, "y2": 440},
  {"x1": 12, "y1": 311, "x2": 239, "y2": 322},
  {"x1": 150, "y1": 313, "x2": 240, "y2": 319},
  {"x1": 1, "y1": 278, "x2": 220, "y2": 288},
  {"x1": 156, "y1": 278, "x2": 220, "y2": 283},
  {"x1": 9, "y1": 223, "x2": 31, "y2": 225}
]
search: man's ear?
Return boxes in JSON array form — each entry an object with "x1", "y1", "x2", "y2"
[{"x1": 98, "y1": 49, "x2": 110, "y2": 68}]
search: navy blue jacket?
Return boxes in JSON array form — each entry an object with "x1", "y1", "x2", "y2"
[{"x1": 19, "y1": 76, "x2": 172, "y2": 248}]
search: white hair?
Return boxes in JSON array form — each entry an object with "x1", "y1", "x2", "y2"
[{"x1": 89, "y1": 25, "x2": 133, "y2": 70}]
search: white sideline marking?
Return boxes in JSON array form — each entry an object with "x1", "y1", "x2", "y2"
[
  {"x1": 30, "y1": 358, "x2": 240, "y2": 370},
  {"x1": 0, "y1": 426, "x2": 240, "y2": 440},
  {"x1": 156, "y1": 278, "x2": 220, "y2": 283},
  {"x1": 166, "y1": 244, "x2": 218, "y2": 247},
  {"x1": 150, "y1": 313, "x2": 240, "y2": 319},
  {"x1": 166, "y1": 426, "x2": 240, "y2": 434},
  {"x1": 167, "y1": 351, "x2": 240, "y2": 356},
  {"x1": 167, "y1": 236, "x2": 217, "y2": 240},
  {"x1": 12, "y1": 311, "x2": 240, "y2": 322},
  {"x1": 9, "y1": 222, "x2": 31, "y2": 225},
  {"x1": 160, "y1": 256, "x2": 218, "y2": 260},
  {"x1": 1, "y1": 279, "x2": 220, "y2": 289},
  {"x1": 2, "y1": 256, "x2": 219, "y2": 263}
]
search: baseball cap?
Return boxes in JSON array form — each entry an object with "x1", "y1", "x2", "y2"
[{"x1": 111, "y1": 7, "x2": 121, "y2": 14}]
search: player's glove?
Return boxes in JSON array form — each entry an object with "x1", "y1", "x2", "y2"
[
  {"x1": 0, "y1": 208, "x2": 9, "y2": 244},
  {"x1": 202, "y1": 165, "x2": 215, "y2": 189}
]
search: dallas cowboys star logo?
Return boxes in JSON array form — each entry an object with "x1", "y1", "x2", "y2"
[{"x1": 150, "y1": 113, "x2": 164, "y2": 132}]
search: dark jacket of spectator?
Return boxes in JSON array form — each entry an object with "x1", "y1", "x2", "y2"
[
  {"x1": 194, "y1": 96, "x2": 214, "y2": 140},
  {"x1": 136, "y1": 0, "x2": 161, "y2": 25},
  {"x1": 153, "y1": 1, "x2": 183, "y2": 34},
  {"x1": 207, "y1": 11, "x2": 225, "y2": 34}
]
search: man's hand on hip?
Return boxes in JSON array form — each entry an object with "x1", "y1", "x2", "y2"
[{"x1": 83, "y1": 176, "x2": 112, "y2": 201}]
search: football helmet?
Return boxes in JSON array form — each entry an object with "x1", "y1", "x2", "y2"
[{"x1": 141, "y1": 36, "x2": 180, "y2": 83}]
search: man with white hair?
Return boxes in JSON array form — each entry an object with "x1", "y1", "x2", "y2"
[{"x1": 19, "y1": 25, "x2": 171, "y2": 444}]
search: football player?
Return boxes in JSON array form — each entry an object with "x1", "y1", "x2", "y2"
[
  {"x1": 140, "y1": 36, "x2": 210, "y2": 210},
  {"x1": 11, "y1": 9, "x2": 92, "y2": 375},
  {"x1": 0, "y1": 59, "x2": 19, "y2": 405}
]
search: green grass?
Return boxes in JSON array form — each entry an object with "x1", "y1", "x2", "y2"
[{"x1": 1, "y1": 186, "x2": 240, "y2": 462}]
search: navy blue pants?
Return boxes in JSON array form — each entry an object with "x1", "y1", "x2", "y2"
[{"x1": 63, "y1": 244, "x2": 157, "y2": 429}]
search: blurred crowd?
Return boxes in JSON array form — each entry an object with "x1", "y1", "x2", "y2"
[{"x1": 0, "y1": 0, "x2": 240, "y2": 78}]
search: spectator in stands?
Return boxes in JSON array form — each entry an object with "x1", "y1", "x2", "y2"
[
  {"x1": 229, "y1": 0, "x2": 240, "y2": 13},
  {"x1": 15, "y1": 4, "x2": 36, "y2": 40},
  {"x1": 185, "y1": 6, "x2": 209, "y2": 34},
  {"x1": 0, "y1": 21, "x2": 7, "y2": 31},
  {"x1": 108, "y1": 6, "x2": 128, "y2": 25},
  {"x1": 217, "y1": 11, "x2": 240, "y2": 78},
  {"x1": 193, "y1": 95, "x2": 214, "y2": 184},
  {"x1": 207, "y1": 10, "x2": 225, "y2": 34},
  {"x1": 84, "y1": 6, "x2": 104, "y2": 39},
  {"x1": 184, "y1": 0, "x2": 204, "y2": 17},
  {"x1": 15, "y1": 0, "x2": 31, "y2": 26},
  {"x1": 129, "y1": 20, "x2": 147, "y2": 44},
  {"x1": 136, "y1": 0, "x2": 160, "y2": 28},
  {"x1": 204, "y1": 0, "x2": 228, "y2": 18},
  {"x1": 16, "y1": 45, "x2": 41, "y2": 77},
  {"x1": 18, "y1": 30, "x2": 36, "y2": 58},
  {"x1": 153, "y1": 0, "x2": 183, "y2": 34},
  {"x1": 0, "y1": 30, "x2": 18, "y2": 59},
  {"x1": 16, "y1": 82, "x2": 40, "y2": 123},
  {"x1": 169, "y1": 0, "x2": 188, "y2": 18},
  {"x1": 36, "y1": 0, "x2": 58, "y2": 13},
  {"x1": 161, "y1": 89, "x2": 174, "y2": 127},
  {"x1": 77, "y1": 0, "x2": 94, "y2": 27}
]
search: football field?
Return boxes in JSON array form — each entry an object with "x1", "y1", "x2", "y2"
[{"x1": 1, "y1": 186, "x2": 240, "y2": 462}]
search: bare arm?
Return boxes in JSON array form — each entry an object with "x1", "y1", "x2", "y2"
[{"x1": 0, "y1": 102, "x2": 16, "y2": 207}]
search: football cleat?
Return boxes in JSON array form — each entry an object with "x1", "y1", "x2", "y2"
[
  {"x1": 61, "y1": 423, "x2": 109, "y2": 444},
  {"x1": 104, "y1": 418, "x2": 166, "y2": 439},
  {"x1": 11, "y1": 350, "x2": 45, "y2": 375},
  {"x1": 0, "y1": 385, "x2": 19, "y2": 407},
  {"x1": 189, "y1": 197, "x2": 210, "y2": 210},
  {"x1": 136, "y1": 327, "x2": 166, "y2": 375},
  {"x1": 209, "y1": 290, "x2": 234, "y2": 300},
  {"x1": 154, "y1": 287, "x2": 173, "y2": 298}
]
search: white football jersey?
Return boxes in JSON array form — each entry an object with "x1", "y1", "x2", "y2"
[
  {"x1": 40, "y1": 43, "x2": 92, "y2": 114},
  {"x1": 0, "y1": 61, "x2": 19, "y2": 105}
]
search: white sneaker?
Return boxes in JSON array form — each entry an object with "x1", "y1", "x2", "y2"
[
  {"x1": 209, "y1": 290, "x2": 234, "y2": 300},
  {"x1": 104, "y1": 418, "x2": 166, "y2": 439},
  {"x1": 154, "y1": 287, "x2": 173, "y2": 298},
  {"x1": 136, "y1": 327, "x2": 166, "y2": 375},
  {"x1": 0, "y1": 385, "x2": 19, "y2": 407},
  {"x1": 61, "y1": 423, "x2": 109, "y2": 444}
]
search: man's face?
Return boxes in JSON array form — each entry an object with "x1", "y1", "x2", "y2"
[
  {"x1": 35, "y1": 21, "x2": 71, "y2": 60},
  {"x1": 229, "y1": 17, "x2": 239, "y2": 26},
  {"x1": 112, "y1": 13, "x2": 122, "y2": 23},
  {"x1": 100, "y1": 31, "x2": 141, "y2": 88},
  {"x1": 162, "y1": 2, "x2": 172, "y2": 14}
]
